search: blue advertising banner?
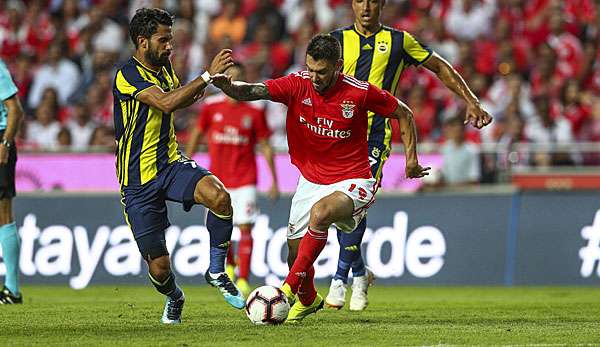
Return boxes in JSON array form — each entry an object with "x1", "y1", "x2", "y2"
[{"x1": 2, "y1": 191, "x2": 599, "y2": 288}]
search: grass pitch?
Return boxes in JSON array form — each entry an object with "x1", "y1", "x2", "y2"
[{"x1": 2, "y1": 285, "x2": 600, "y2": 346}]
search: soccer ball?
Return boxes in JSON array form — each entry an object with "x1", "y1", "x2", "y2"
[{"x1": 245, "y1": 285, "x2": 290, "y2": 325}]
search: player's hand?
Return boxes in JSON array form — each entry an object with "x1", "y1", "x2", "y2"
[
  {"x1": 208, "y1": 49, "x2": 234, "y2": 75},
  {"x1": 405, "y1": 162, "x2": 431, "y2": 179},
  {"x1": 211, "y1": 73, "x2": 232, "y2": 89},
  {"x1": 0, "y1": 145, "x2": 8, "y2": 164},
  {"x1": 464, "y1": 102, "x2": 493, "y2": 129},
  {"x1": 268, "y1": 185, "x2": 280, "y2": 201}
]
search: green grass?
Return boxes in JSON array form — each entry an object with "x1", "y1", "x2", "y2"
[{"x1": 2, "y1": 285, "x2": 600, "y2": 346}]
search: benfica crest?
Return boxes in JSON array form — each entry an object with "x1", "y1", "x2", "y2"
[{"x1": 341, "y1": 101, "x2": 356, "y2": 119}]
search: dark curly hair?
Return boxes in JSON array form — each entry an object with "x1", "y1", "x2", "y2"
[
  {"x1": 306, "y1": 34, "x2": 341, "y2": 63},
  {"x1": 129, "y1": 8, "x2": 174, "y2": 48}
]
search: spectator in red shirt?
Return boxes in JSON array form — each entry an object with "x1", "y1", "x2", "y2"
[
  {"x1": 236, "y1": 21, "x2": 292, "y2": 79},
  {"x1": 559, "y1": 80, "x2": 591, "y2": 139},
  {"x1": 186, "y1": 62, "x2": 279, "y2": 296}
]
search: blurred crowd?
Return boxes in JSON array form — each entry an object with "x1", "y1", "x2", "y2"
[{"x1": 1, "y1": 0, "x2": 599, "y2": 172}]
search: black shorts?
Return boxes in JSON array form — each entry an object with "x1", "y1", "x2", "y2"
[
  {"x1": 120, "y1": 158, "x2": 212, "y2": 258},
  {"x1": 0, "y1": 136, "x2": 16, "y2": 199}
]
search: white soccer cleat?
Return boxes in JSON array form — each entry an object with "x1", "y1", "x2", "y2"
[
  {"x1": 349, "y1": 268, "x2": 374, "y2": 311},
  {"x1": 325, "y1": 278, "x2": 347, "y2": 309},
  {"x1": 161, "y1": 293, "x2": 185, "y2": 324}
]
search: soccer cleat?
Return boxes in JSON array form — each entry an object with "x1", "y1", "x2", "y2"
[
  {"x1": 280, "y1": 283, "x2": 296, "y2": 306},
  {"x1": 225, "y1": 264, "x2": 236, "y2": 282},
  {"x1": 205, "y1": 271, "x2": 245, "y2": 309},
  {"x1": 349, "y1": 267, "x2": 374, "y2": 311},
  {"x1": 161, "y1": 293, "x2": 185, "y2": 324},
  {"x1": 0, "y1": 286, "x2": 22, "y2": 304},
  {"x1": 325, "y1": 278, "x2": 347, "y2": 309},
  {"x1": 286, "y1": 293, "x2": 324, "y2": 323},
  {"x1": 236, "y1": 278, "x2": 251, "y2": 297}
]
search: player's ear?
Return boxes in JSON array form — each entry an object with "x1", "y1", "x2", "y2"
[
  {"x1": 335, "y1": 59, "x2": 343, "y2": 72},
  {"x1": 138, "y1": 36, "x2": 147, "y2": 50}
]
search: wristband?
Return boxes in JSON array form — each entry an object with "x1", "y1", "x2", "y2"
[{"x1": 201, "y1": 71, "x2": 212, "y2": 84}]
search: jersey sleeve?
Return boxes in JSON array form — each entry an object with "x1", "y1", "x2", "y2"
[
  {"x1": 403, "y1": 32, "x2": 432, "y2": 66},
  {"x1": 254, "y1": 108, "x2": 272, "y2": 141},
  {"x1": 0, "y1": 60, "x2": 18, "y2": 102},
  {"x1": 114, "y1": 65, "x2": 156, "y2": 101},
  {"x1": 264, "y1": 73, "x2": 298, "y2": 106},
  {"x1": 365, "y1": 83, "x2": 399, "y2": 118}
]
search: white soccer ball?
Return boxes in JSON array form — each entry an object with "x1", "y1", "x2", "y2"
[{"x1": 245, "y1": 285, "x2": 290, "y2": 325}]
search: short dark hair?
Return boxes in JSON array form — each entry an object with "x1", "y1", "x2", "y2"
[
  {"x1": 230, "y1": 61, "x2": 245, "y2": 73},
  {"x1": 306, "y1": 34, "x2": 341, "y2": 63},
  {"x1": 129, "y1": 8, "x2": 174, "y2": 48}
]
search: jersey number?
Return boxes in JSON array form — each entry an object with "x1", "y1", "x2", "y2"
[{"x1": 348, "y1": 184, "x2": 368, "y2": 200}]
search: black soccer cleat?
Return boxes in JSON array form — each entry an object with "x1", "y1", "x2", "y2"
[{"x1": 0, "y1": 286, "x2": 22, "y2": 304}]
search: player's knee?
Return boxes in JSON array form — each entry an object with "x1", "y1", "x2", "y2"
[
  {"x1": 309, "y1": 203, "x2": 333, "y2": 229},
  {"x1": 148, "y1": 256, "x2": 171, "y2": 281},
  {"x1": 0, "y1": 199, "x2": 12, "y2": 225},
  {"x1": 211, "y1": 188, "x2": 232, "y2": 216}
]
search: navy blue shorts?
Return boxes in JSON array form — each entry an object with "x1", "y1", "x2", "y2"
[{"x1": 121, "y1": 159, "x2": 211, "y2": 253}]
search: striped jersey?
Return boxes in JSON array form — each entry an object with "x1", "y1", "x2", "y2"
[
  {"x1": 330, "y1": 25, "x2": 431, "y2": 177},
  {"x1": 113, "y1": 57, "x2": 181, "y2": 186}
]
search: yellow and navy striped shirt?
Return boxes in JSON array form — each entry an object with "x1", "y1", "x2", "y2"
[
  {"x1": 113, "y1": 57, "x2": 181, "y2": 186},
  {"x1": 330, "y1": 25, "x2": 432, "y2": 178}
]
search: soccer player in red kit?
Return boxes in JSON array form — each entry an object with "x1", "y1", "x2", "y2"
[
  {"x1": 211, "y1": 34, "x2": 429, "y2": 322},
  {"x1": 186, "y1": 62, "x2": 279, "y2": 296}
]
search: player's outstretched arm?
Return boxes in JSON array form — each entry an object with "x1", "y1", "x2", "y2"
[
  {"x1": 137, "y1": 49, "x2": 234, "y2": 114},
  {"x1": 392, "y1": 101, "x2": 430, "y2": 179},
  {"x1": 423, "y1": 52, "x2": 493, "y2": 129},
  {"x1": 211, "y1": 74, "x2": 272, "y2": 101}
]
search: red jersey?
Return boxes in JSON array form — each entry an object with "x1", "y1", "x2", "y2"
[
  {"x1": 197, "y1": 95, "x2": 271, "y2": 188},
  {"x1": 265, "y1": 71, "x2": 398, "y2": 185}
]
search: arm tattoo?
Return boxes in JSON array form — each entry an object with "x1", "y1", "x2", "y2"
[{"x1": 222, "y1": 82, "x2": 271, "y2": 101}]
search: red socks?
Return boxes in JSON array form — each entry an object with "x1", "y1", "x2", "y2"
[
  {"x1": 238, "y1": 225, "x2": 253, "y2": 280},
  {"x1": 285, "y1": 227, "x2": 327, "y2": 300},
  {"x1": 298, "y1": 266, "x2": 316, "y2": 305},
  {"x1": 226, "y1": 243, "x2": 235, "y2": 267}
]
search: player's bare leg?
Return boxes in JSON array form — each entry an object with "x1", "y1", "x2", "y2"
[
  {"x1": 0, "y1": 198, "x2": 21, "y2": 304},
  {"x1": 194, "y1": 175, "x2": 245, "y2": 309},
  {"x1": 283, "y1": 192, "x2": 354, "y2": 322}
]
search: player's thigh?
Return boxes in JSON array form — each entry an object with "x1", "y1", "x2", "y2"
[
  {"x1": 309, "y1": 191, "x2": 354, "y2": 229},
  {"x1": 0, "y1": 144, "x2": 16, "y2": 224},
  {"x1": 287, "y1": 176, "x2": 326, "y2": 239},
  {"x1": 161, "y1": 159, "x2": 213, "y2": 212},
  {"x1": 229, "y1": 185, "x2": 258, "y2": 226},
  {"x1": 331, "y1": 177, "x2": 378, "y2": 232},
  {"x1": 121, "y1": 183, "x2": 170, "y2": 260}
]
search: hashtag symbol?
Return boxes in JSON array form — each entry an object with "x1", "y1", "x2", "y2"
[{"x1": 579, "y1": 211, "x2": 600, "y2": 277}]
